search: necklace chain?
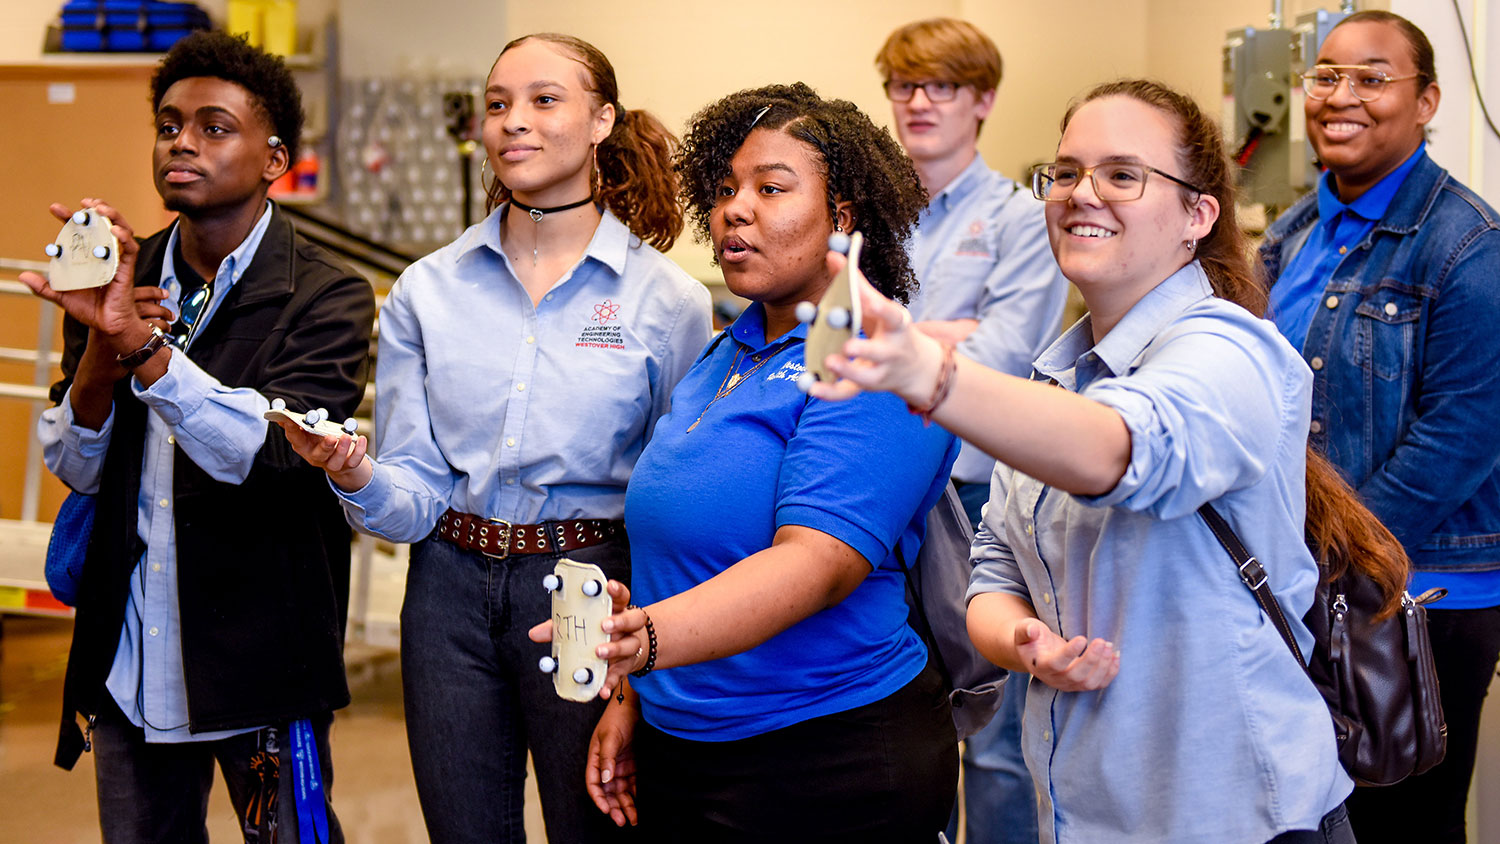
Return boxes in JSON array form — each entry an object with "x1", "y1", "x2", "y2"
[
  {"x1": 686, "y1": 340, "x2": 791, "y2": 432},
  {"x1": 508, "y1": 197, "x2": 594, "y2": 267}
]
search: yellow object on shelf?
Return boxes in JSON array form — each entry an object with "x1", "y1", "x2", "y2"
[
  {"x1": 263, "y1": 0, "x2": 298, "y2": 57},
  {"x1": 226, "y1": 0, "x2": 263, "y2": 47}
]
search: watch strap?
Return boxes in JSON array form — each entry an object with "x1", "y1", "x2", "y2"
[{"x1": 115, "y1": 326, "x2": 169, "y2": 369}]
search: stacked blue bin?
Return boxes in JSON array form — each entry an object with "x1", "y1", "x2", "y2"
[{"x1": 60, "y1": 1, "x2": 211, "y2": 52}]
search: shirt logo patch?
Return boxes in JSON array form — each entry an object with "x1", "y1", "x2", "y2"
[
  {"x1": 592, "y1": 299, "x2": 621, "y2": 323},
  {"x1": 577, "y1": 300, "x2": 625, "y2": 349},
  {"x1": 765, "y1": 359, "x2": 805, "y2": 382},
  {"x1": 954, "y1": 220, "x2": 993, "y2": 258}
]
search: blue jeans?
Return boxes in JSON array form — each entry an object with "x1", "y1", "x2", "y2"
[
  {"x1": 1266, "y1": 803, "x2": 1356, "y2": 843},
  {"x1": 950, "y1": 480, "x2": 1039, "y2": 844},
  {"x1": 401, "y1": 533, "x2": 634, "y2": 844},
  {"x1": 92, "y1": 695, "x2": 341, "y2": 844}
]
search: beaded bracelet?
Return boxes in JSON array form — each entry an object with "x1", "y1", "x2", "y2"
[
  {"x1": 628, "y1": 604, "x2": 658, "y2": 677},
  {"x1": 907, "y1": 342, "x2": 957, "y2": 425}
]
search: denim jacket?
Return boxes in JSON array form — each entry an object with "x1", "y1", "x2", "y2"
[{"x1": 1260, "y1": 154, "x2": 1500, "y2": 572}]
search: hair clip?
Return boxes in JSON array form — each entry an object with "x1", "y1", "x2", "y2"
[
  {"x1": 749, "y1": 105, "x2": 771, "y2": 127},
  {"x1": 267, "y1": 135, "x2": 283, "y2": 148}
]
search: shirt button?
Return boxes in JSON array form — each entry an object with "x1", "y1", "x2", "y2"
[
  {"x1": 158, "y1": 498, "x2": 169, "y2": 508},
  {"x1": 1384, "y1": 302, "x2": 1398, "y2": 316},
  {"x1": 1310, "y1": 357, "x2": 1324, "y2": 370},
  {"x1": 1025, "y1": 524, "x2": 1034, "y2": 536},
  {"x1": 545, "y1": 293, "x2": 554, "y2": 301},
  {"x1": 505, "y1": 478, "x2": 516, "y2": 485},
  {"x1": 1310, "y1": 420, "x2": 1324, "y2": 434},
  {"x1": 149, "y1": 626, "x2": 159, "y2": 637},
  {"x1": 752, "y1": 355, "x2": 761, "y2": 363},
  {"x1": 151, "y1": 563, "x2": 161, "y2": 573},
  {"x1": 1042, "y1": 593, "x2": 1053, "y2": 605},
  {"x1": 516, "y1": 382, "x2": 526, "y2": 392},
  {"x1": 526, "y1": 335, "x2": 536, "y2": 344},
  {"x1": 1325, "y1": 295, "x2": 1340, "y2": 309},
  {"x1": 1338, "y1": 246, "x2": 1347, "y2": 255},
  {"x1": 167, "y1": 435, "x2": 176, "y2": 445},
  {"x1": 506, "y1": 437, "x2": 516, "y2": 447},
  {"x1": 1042, "y1": 729, "x2": 1052, "y2": 742}
]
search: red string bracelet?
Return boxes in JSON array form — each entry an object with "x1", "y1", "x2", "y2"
[{"x1": 907, "y1": 342, "x2": 957, "y2": 425}]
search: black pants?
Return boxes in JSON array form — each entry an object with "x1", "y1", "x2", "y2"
[
  {"x1": 634, "y1": 661, "x2": 958, "y2": 844},
  {"x1": 1346, "y1": 605, "x2": 1500, "y2": 844},
  {"x1": 92, "y1": 695, "x2": 341, "y2": 844}
]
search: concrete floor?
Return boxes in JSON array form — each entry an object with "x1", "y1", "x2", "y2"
[{"x1": 0, "y1": 615, "x2": 543, "y2": 843}]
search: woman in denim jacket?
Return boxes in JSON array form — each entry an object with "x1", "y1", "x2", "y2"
[{"x1": 1259, "y1": 12, "x2": 1500, "y2": 844}]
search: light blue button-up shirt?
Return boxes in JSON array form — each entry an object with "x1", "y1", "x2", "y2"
[
  {"x1": 38, "y1": 202, "x2": 278, "y2": 742},
  {"x1": 910, "y1": 154, "x2": 1068, "y2": 483},
  {"x1": 337, "y1": 206, "x2": 712, "y2": 540},
  {"x1": 968, "y1": 262, "x2": 1350, "y2": 843}
]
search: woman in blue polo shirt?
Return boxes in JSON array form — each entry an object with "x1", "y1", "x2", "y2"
[
  {"x1": 558, "y1": 83, "x2": 958, "y2": 840},
  {"x1": 808, "y1": 79, "x2": 1411, "y2": 844},
  {"x1": 276, "y1": 34, "x2": 712, "y2": 844}
]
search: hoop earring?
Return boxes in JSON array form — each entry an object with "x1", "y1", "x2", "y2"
[
  {"x1": 591, "y1": 143, "x2": 601, "y2": 199},
  {"x1": 480, "y1": 156, "x2": 498, "y2": 195},
  {"x1": 1186, "y1": 238, "x2": 1198, "y2": 253}
]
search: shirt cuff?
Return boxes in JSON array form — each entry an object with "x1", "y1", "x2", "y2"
[
  {"x1": 776, "y1": 503, "x2": 887, "y2": 569},
  {"x1": 131, "y1": 350, "x2": 203, "y2": 426},
  {"x1": 51, "y1": 387, "x2": 115, "y2": 457},
  {"x1": 1073, "y1": 384, "x2": 1158, "y2": 510}
]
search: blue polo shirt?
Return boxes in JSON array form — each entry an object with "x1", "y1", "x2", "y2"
[
  {"x1": 625, "y1": 302, "x2": 958, "y2": 741},
  {"x1": 1268, "y1": 146, "x2": 1425, "y2": 350}
]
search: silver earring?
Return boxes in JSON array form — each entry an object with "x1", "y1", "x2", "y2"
[
  {"x1": 834, "y1": 222, "x2": 843, "y2": 233},
  {"x1": 267, "y1": 135, "x2": 282, "y2": 148},
  {"x1": 1186, "y1": 238, "x2": 1198, "y2": 253}
]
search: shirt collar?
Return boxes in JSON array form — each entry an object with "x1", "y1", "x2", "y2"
[
  {"x1": 1035, "y1": 261, "x2": 1214, "y2": 390},
  {"x1": 456, "y1": 202, "x2": 631, "y2": 277},
  {"x1": 929, "y1": 153, "x2": 991, "y2": 212},
  {"x1": 159, "y1": 199, "x2": 275, "y2": 321},
  {"x1": 725, "y1": 301, "x2": 809, "y2": 352},
  {"x1": 1317, "y1": 145, "x2": 1426, "y2": 225}
]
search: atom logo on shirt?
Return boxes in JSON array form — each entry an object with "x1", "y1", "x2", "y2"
[
  {"x1": 955, "y1": 220, "x2": 993, "y2": 258},
  {"x1": 592, "y1": 299, "x2": 621, "y2": 323}
]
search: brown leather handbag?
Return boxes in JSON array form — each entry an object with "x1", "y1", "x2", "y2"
[{"x1": 1200, "y1": 503, "x2": 1447, "y2": 786}]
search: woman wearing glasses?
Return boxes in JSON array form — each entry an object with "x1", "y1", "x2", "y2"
[
  {"x1": 1264, "y1": 12, "x2": 1500, "y2": 844},
  {"x1": 275, "y1": 33, "x2": 712, "y2": 844},
  {"x1": 806, "y1": 78, "x2": 1414, "y2": 843}
]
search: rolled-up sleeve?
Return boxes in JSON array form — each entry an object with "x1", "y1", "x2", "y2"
[
  {"x1": 38, "y1": 388, "x2": 114, "y2": 494},
  {"x1": 133, "y1": 353, "x2": 270, "y2": 484},
  {"x1": 1080, "y1": 311, "x2": 1308, "y2": 520}
]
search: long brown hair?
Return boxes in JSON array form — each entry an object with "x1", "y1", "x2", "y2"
[
  {"x1": 1064, "y1": 79, "x2": 1409, "y2": 617},
  {"x1": 485, "y1": 33, "x2": 684, "y2": 251}
]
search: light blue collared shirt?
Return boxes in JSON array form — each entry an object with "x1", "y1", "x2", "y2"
[
  {"x1": 910, "y1": 154, "x2": 1068, "y2": 483},
  {"x1": 968, "y1": 262, "x2": 1350, "y2": 843},
  {"x1": 337, "y1": 205, "x2": 712, "y2": 540},
  {"x1": 38, "y1": 201, "x2": 278, "y2": 742}
]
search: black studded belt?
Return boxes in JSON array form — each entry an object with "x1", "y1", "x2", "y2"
[{"x1": 435, "y1": 509, "x2": 623, "y2": 558}]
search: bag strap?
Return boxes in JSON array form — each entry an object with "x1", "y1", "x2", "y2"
[
  {"x1": 895, "y1": 541, "x2": 956, "y2": 690},
  {"x1": 1197, "y1": 502, "x2": 1308, "y2": 670}
]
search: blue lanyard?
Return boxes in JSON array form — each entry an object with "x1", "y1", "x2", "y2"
[{"x1": 289, "y1": 718, "x2": 330, "y2": 844}]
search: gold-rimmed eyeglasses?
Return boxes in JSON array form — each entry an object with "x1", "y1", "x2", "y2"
[
  {"x1": 1029, "y1": 161, "x2": 1206, "y2": 203},
  {"x1": 883, "y1": 79, "x2": 961, "y2": 103},
  {"x1": 1301, "y1": 65, "x2": 1422, "y2": 103}
]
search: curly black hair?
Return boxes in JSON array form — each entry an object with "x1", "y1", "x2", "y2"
[
  {"x1": 150, "y1": 31, "x2": 305, "y2": 166},
  {"x1": 677, "y1": 83, "x2": 927, "y2": 303}
]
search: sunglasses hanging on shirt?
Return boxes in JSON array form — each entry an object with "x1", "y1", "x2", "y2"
[{"x1": 170, "y1": 277, "x2": 213, "y2": 348}]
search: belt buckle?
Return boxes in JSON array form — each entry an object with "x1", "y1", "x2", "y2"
[{"x1": 473, "y1": 516, "x2": 513, "y2": 559}]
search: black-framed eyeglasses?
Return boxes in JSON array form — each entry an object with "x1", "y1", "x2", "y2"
[
  {"x1": 170, "y1": 279, "x2": 213, "y2": 348},
  {"x1": 1301, "y1": 65, "x2": 1421, "y2": 103},
  {"x1": 1030, "y1": 161, "x2": 1207, "y2": 203},
  {"x1": 883, "y1": 79, "x2": 961, "y2": 103}
]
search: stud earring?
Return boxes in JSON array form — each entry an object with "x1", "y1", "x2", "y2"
[{"x1": 268, "y1": 135, "x2": 282, "y2": 148}]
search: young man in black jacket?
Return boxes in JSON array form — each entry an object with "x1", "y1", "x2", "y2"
[{"x1": 22, "y1": 31, "x2": 374, "y2": 842}]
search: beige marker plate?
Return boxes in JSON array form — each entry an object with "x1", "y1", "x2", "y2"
[
  {"x1": 47, "y1": 209, "x2": 120, "y2": 292},
  {"x1": 544, "y1": 558, "x2": 611, "y2": 702},
  {"x1": 263, "y1": 407, "x2": 358, "y2": 438},
  {"x1": 801, "y1": 231, "x2": 864, "y2": 383}
]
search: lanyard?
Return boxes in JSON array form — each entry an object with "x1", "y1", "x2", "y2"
[{"x1": 290, "y1": 718, "x2": 330, "y2": 844}]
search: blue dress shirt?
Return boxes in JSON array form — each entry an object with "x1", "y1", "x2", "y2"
[
  {"x1": 626, "y1": 302, "x2": 957, "y2": 741},
  {"x1": 910, "y1": 154, "x2": 1068, "y2": 484},
  {"x1": 38, "y1": 202, "x2": 279, "y2": 742},
  {"x1": 337, "y1": 206, "x2": 712, "y2": 540},
  {"x1": 968, "y1": 262, "x2": 1350, "y2": 843},
  {"x1": 1268, "y1": 147, "x2": 1425, "y2": 350}
]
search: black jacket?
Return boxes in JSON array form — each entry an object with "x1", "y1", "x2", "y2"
[{"x1": 53, "y1": 205, "x2": 375, "y2": 768}]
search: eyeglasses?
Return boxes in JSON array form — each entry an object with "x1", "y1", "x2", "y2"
[
  {"x1": 883, "y1": 79, "x2": 961, "y2": 103},
  {"x1": 1030, "y1": 161, "x2": 1206, "y2": 203},
  {"x1": 1301, "y1": 65, "x2": 1421, "y2": 103},
  {"x1": 170, "y1": 279, "x2": 213, "y2": 348}
]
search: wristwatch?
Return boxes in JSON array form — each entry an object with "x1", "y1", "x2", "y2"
[{"x1": 115, "y1": 325, "x2": 169, "y2": 369}]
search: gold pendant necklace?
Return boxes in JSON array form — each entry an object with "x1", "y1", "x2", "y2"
[{"x1": 685, "y1": 340, "x2": 789, "y2": 432}]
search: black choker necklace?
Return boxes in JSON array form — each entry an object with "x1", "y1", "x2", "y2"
[{"x1": 511, "y1": 196, "x2": 594, "y2": 223}]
